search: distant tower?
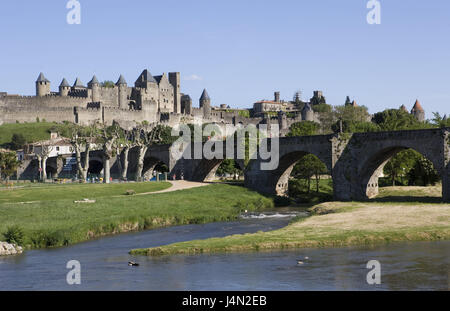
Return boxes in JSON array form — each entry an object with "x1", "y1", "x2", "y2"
[
  {"x1": 181, "y1": 94, "x2": 192, "y2": 115},
  {"x1": 59, "y1": 78, "x2": 71, "y2": 96},
  {"x1": 345, "y1": 96, "x2": 352, "y2": 106},
  {"x1": 274, "y1": 91, "x2": 280, "y2": 103},
  {"x1": 278, "y1": 110, "x2": 287, "y2": 130},
  {"x1": 411, "y1": 99, "x2": 425, "y2": 122},
  {"x1": 199, "y1": 89, "x2": 211, "y2": 118},
  {"x1": 169, "y1": 72, "x2": 181, "y2": 114},
  {"x1": 88, "y1": 75, "x2": 100, "y2": 102},
  {"x1": 116, "y1": 75, "x2": 128, "y2": 109},
  {"x1": 36, "y1": 73, "x2": 50, "y2": 97},
  {"x1": 399, "y1": 104, "x2": 408, "y2": 113},
  {"x1": 302, "y1": 102, "x2": 314, "y2": 121},
  {"x1": 73, "y1": 77, "x2": 85, "y2": 90},
  {"x1": 351, "y1": 100, "x2": 358, "y2": 107}
]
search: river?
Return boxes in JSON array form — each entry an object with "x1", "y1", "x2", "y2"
[{"x1": 0, "y1": 212, "x2": 448, "y2": 291}]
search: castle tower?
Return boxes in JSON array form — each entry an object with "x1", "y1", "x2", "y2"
[
  {"x1": 278, "y1": 110, "x2": 287, "y2": 131},
  {"x1": 116, "y1": 75, "x2": 128, "y2": 109},
  {"x1": 73, "y1": 77, "x2": 85, "y2": 90},
  {"x1": 274, "y1": 91, "x2": 280, "y2": 103},
  {"x1": 399, "y1": 104, "x2": 408, "y2": 113},
  {"x1": 302, "y1": 102, "x2": 314, "y2": 121},
  {"x1": 88, "y1": 75, "x2": 100, "y2": 102},
  {"x1": 411, "y1": 99, "x2": 425, "y2": 122},
  {"x1": 181, "y1": 94, "x2": 192, "y2": 115},
  {"x1": 36, "y1": 73, "x2": 50, "y2": 97},
  {"x1": 59, "y1": 78, "x2": 71, "y2": 96},
  {"x1": 345, "y1": 96, "x2": 352, "y2": 106},
  {"x1": 169, "y1": 72, "x2": 181, "y2": 114},
  {"x1": 199, "y1": 89, "x2": 211, "y2": 118}
]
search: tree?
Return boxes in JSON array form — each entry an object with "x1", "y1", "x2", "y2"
[
  {"x1": 331, "y1": 119, "x2": 379, "y2": 133},
  {"x1": 133, "y1": 122, "x2": 164, "y2": 181},
  {"x1": 291, "y1": 154, "x2": 328, "y2": 193},
  {"x1": 69, "y1": 124, "x2": 98, "y2": 182},
  {"x1": 101, "y1": 81, "x2": 115, "y2": 88},
  {"x1": 98, "y1": 123, "x2": 117, "y2": 184},
  {"x1": 383, "y1": 149, "x2": 420, "y2": 186},
  {"x1": 287, "y1": 121, "x2": 320, "y2": 137},
  {"x1": 0, "y1": 151, "x2": 21, "y2": 181},
  {"x1": 10, "y1": 133, "x2": 26, "y2": 150},
  {"x1": 431, "y1": 112, "x2": 450, "y2": 128},
  {"x1": 408, "y1": 157, "x2": 439, "y2": 186},
  {"x1": 35, "y1": 144, "x2": 53, "y2": 181},
  {"x1": 335, "y1": 104, "x2": 371, "y2": 124},
  {"x1": 372, "y1": 109, "x2": 429, "y2": 131}
]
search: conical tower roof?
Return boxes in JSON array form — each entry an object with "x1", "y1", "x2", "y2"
[
  {"x1": 116, "y1": 74, "x2": 127, "y2": 85},
  {"x1": 411, "y1": 99, "x2": 424, "y2": 112},
  {"x1": 59, "y1": 78, "x2": 70, "y2": 87},
  {"x1": 200, "y1": 89, "x2": 210, "y2": 101},
  {"x1": 73, "y1": 77, "x2": 85, "y2": 88},
  {"x1": 136, "y1": 69, "x2": 157, "y2": 84},
  {"x1": 88, "y1": 75, "x2": 100, "y2": 86},
  {"x1": 36, "y1": 72, "x2": 50, "y2": 83}
]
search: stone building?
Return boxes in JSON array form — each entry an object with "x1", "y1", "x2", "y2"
[{"x1": 1, "y1": 70, "x2": 321, "y2": 134}]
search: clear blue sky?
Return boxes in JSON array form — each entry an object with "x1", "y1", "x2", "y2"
[{"x1": 0, "y1": 0, "x2": 449, "y2": 118}]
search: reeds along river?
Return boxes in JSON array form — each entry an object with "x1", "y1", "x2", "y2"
[{"x1": 0, "y1": 212, "x2": 448, "y2": 291}]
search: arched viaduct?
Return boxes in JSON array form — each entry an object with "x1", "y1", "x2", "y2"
[{"x1": 27, "y1": 127, "x2": 450, "y2": 202}]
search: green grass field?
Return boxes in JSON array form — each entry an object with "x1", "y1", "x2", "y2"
[
  {"x1": 0, "y1": 182, "x2": 171, "y2": 204},
  {"x1": 131, "y1": 186, "x2": 450, "y2": 256},
  {"x1": 0, "y1": 122, "x2": 58, "y2": 147},
  {"x1": 0, "y1": 184, "x2": 273, "y2": 249}
]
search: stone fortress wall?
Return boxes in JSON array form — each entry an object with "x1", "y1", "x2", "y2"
[{"x1": 0, "y1": 69, "x2": 363, "y2": 134}]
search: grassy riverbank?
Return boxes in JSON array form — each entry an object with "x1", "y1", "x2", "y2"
[
  {"x1": 0, "y1": 182, "x2": 171, "y2": 204},
  {"x1": 130, "y1": 186, "x2": 450, "y2": 256},
  {"x1": 0, "y1": 184, "x2": 273, "y2": 249}
]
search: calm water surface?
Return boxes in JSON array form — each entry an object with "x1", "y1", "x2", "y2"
[{"x1": 0, "y1": 213, "x2": 448, "y2": 291}]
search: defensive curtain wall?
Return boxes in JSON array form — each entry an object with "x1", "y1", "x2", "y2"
[{"x1": 18, "y1": 127, "x2": 450, "y2": 202}]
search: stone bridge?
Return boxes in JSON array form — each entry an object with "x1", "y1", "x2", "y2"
[
  {"x1": 147, "y1": 128, "x2": 450, "y2": 202},
  {"x1": 24, "y1": 127, "x2": 450, "y2": 202}
]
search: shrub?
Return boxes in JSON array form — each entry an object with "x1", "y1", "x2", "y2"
[{"x1": 3, "y1": 225, "x2": 25, "y2": 245}]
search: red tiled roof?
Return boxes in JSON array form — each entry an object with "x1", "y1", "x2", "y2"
[{"x1": 411, "y1": 99, "x2": 424, "y2": 112}]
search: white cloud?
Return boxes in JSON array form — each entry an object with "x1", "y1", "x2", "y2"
[{"x1": 184, "y1": 74, "x2": 203, "y2": 81}]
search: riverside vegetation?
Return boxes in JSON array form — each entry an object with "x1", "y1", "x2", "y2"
[
  {"x1": 0, "y1": 183, "x2": 273, "y2": 249},
  {"x1": 130, "y1": 185, "x2": 450, "y2": 256}
]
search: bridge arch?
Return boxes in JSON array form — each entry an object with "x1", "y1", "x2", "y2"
[
  {"x1": 357, "y1": 144, "x2": 442, "y2": 200},
  {"x1": 142, "y1": 156, "x2": 170, "y2": 180},
  {"x1": 88, "y1": 157, "x2": 103, "y2": 176}
]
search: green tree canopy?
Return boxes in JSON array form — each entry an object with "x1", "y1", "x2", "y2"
[
  {"x1": 0, "y1": 151, "x2": 21, "y2": 181},
  {"x1": 287, "y1": 121, "x2": 320, "y2": 136}
]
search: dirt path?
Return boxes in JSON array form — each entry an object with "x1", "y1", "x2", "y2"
[{"x1": 136, "y1": 180, "x2": 209, "y2": 195}]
